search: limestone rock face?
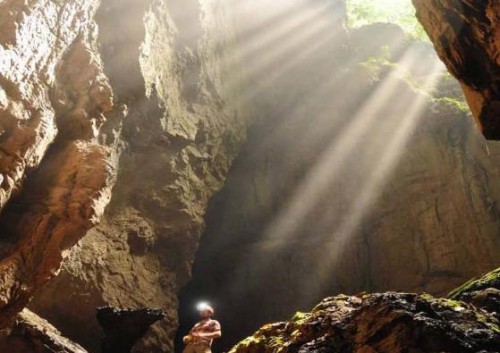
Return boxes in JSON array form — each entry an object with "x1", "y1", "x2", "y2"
[
  {"x1": 20, "y1": 0, "x2": 250, "y2": 352},
  {"x1": 0, "y1": 0, "x2": 250, "y2": 351},
  {"x1": 0, "y1": 0, "x2": 123, "y2": 330},
  {"x1": 228, "y1": 290, "x2": 500, "y2": 353},
  {"x1": 412, "y1": 0, "x2": 500, "y2": 140},
  {"x1": 3, "y1": 1, "x2": 500, "y2": 352}
]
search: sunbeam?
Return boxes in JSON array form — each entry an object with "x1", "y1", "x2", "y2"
[
  {"x1": 263, "y1": 48, "x2": 425, "y2": 246},
  {"x1": 216, "y1": 42, "x2": 447, "y2": 320},
  {"x1": 312, "y1": 58, "x2": 445, "y2": 291}
]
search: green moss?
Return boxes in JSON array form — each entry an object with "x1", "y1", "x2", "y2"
[
  {"x1": 475, "y1": 311, "x2": 500, "y2": 334},
  {"x1": 290, "y1": 311, "x2": 309, "y2": 325},
  {"x1": 437, "y1": 298, "x2": 466, "y2": 311},
  {"x1": 358, "y1": 47, "x2": 392, "y2": 81},
  {"x1": 229, "y1": 334, "x2": 266, "y2": 353},
  {"x1": 419, "y1": 293, "x2": 465, "y2": 311},
  {"x1": 431, "y1": 97, "x2": 470, "y2": 113},
  {"x1": 268, "y1": 336, "x2": 284, "y2": 348},
  {"x1": 419, "y1": 293, "x2": 435, "y2": 301},
  {"x1": 358, "y1": 52, "x2": 443, "y2": 99},
  {"x1": 449, "y1": 267, "x2": 500, "y2": 299},
  {"x1": 418, "y1": 293, "x2": 500, "y2": 334}
]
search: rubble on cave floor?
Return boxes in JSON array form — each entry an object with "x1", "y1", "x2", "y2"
[
  {"x1": 229, "y1": 268, "x2": 500, "y2": 353},
  {"x1": 0, "y1": 309, "x2": 88, "y2": 353}
]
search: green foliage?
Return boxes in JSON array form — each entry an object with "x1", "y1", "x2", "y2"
[
  {"x1": 358, "y1": 46, "x2": 392, "y2": 81},
  {"x1": 431, "y1": 97, "x2": 470, "y2": 114},
  {"x1": 359, "y1": 49, "x2": 429, "y2": 94},
  {"x1": 346, "y1": 0, "x2": 428, "y2": 41}
]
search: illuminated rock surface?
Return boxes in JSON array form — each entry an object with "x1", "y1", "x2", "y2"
[
  {"x1": 412, "y1": 0, "x2": 500, "y2": 140},
  {"x1": 0, "y1": 0, "x2": 122, "y2": 330},
  {"x1": 229, "y1": 269, "x2": 500, "y2": 353}
]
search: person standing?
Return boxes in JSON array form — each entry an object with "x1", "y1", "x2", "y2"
[{"x1": 183, "y1": 303, "x2": 221, "y2": 353}]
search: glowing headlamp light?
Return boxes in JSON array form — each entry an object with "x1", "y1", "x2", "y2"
[{"x1": 196, "y1": 301, "x2": 211, "y2": 311}]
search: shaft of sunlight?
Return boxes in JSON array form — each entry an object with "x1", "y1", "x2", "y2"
[
  {"x1": 263, "y1": 48, "x2": 422, "y2": 246},
  {"x1": 314, "y1": 58, "x2": 445, "y2": 287}
]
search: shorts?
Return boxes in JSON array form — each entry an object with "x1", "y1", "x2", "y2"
[{"x1": 182, "y1": 344, "x2": 212, "y2": 353}]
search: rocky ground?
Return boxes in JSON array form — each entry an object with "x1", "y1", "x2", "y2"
[{"x1": 229, "y1": 267, "x2": 500, "y2": 353}]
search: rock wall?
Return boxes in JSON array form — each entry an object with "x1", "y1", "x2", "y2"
[
  {"x1": 0, "y1": 0, "x2": 251, "y2": 352},
  {"x1": 412, "y1": 0, "x2": 500, "y2": 140},
  {"x1": 0, "y1": 0, "x2": 124, "y2": 330}
]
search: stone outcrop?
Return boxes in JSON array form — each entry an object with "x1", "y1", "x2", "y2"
[
  {"x1": 0, "y1": 309, "x2": 88, "y2": 353},
  {"x1": 228, "y1": 288, "x2": 500, "y2": 353},
  {"x1": 97, "y1": 307, "x2": 165, "y2": 353},
  {"x1": 449, "y1": 267, "x2": 500, "y2": 321},
  {"x1": 412, "y1": 0, "x2": 500, "y2": 140}
]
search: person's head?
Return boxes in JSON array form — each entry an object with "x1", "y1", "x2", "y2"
[{"x1": 197, "y1": 302, "x2": 214, "y2": 319}]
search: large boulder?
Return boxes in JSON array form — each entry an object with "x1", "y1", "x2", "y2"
[{"x1": 229, "y1": 292, "x2": 500, "y2": 353}]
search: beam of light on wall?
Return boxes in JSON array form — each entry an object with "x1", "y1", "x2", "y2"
[
  {"x1": 241, "y1": 28, "x2": 339, "y2": 104},
  {"x1": 312, "y1": 58, "x2": 445, "y2": 292},
  {"x1": 222, "y1": 47, "x2": 443, "y2": 307},
  {"x1": 241, "y1": 17, "x2": 332, "y2": 82},
  {"x1": 262, "y1": 48, "x2": 422, "y2": 247}
]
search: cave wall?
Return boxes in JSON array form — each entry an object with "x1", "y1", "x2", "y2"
[
  {"x1": 412, "y1": 0, "x2": 500, "y2": 140},
  {"x1": 0, "y1": 0, "x2": 124, "y2": 330},
  {"x1": 0, "y1": 0, "x2": 251, "y2": 352}
]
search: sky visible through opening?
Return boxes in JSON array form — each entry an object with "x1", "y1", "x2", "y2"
[{"x1": 347, "y1": 0, "x2": 427, "y2": 39}]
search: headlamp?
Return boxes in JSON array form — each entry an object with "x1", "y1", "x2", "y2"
[{"x1": 196, "y1": 301, "x2": 210, "y2": 311}]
